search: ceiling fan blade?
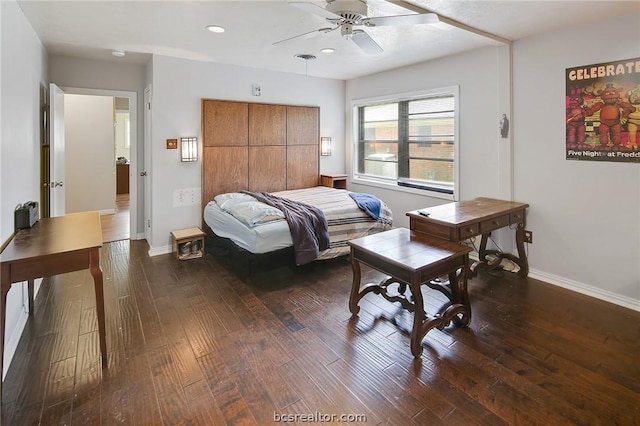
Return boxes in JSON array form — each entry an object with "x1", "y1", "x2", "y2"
[
  {"x1": 351, "y1": 31, "x2": 383, "y2": 54},
  {"x1": 289, "y1": 2, "x2": 341, "y2": 20},
  {"x1": 273, "y1": 27, "x2": 334, "y2": 46},
  {"x1": 363, "y1": 13, "x2": 439, "y2": 27}
]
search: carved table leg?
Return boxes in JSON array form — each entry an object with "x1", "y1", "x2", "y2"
[
  {"x1": 450, "y1": 262, "x2": 471, "y2": 327},
  {"x1": 349, "y1": 253, "x2": 363, "y2": 315},
  {"x1": 472, "y1": 227, "x2": 532, "y2": 278},
  {"x1": 478, "y1": 232, "x2": 489, "y2": 263},
  {"x1": 470, "y1": 232, "x2": 490, "y2": 278},
  {"x1": 410, "y1": 255, "x2": 472, "y2": 358},
  {"x1": 514, "y1": 223, "x2": 529, "y2": 277},
  {"x1": 350, "y1": 251, "x2": 405, "y2": 315},
  {"x1": 410, "y1": 279, "x2": 426, "y2": 358}
]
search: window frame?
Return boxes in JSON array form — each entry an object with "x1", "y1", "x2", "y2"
[{"x1": 351, "y1": 86, "x2": 459, "y2": 201}]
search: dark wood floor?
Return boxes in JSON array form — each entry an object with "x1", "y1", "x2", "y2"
[{"x1": 1, "y1": 240, "x2": 639, "y2": 425}]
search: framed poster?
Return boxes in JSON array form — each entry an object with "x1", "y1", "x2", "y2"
[{"x1": 566, "y1": 57, "x2": 640, "y2": 162}]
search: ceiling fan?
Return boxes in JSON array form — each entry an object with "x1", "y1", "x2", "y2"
[{"x1": 274, "y1": 0, "x2": 439, "y2": 54}]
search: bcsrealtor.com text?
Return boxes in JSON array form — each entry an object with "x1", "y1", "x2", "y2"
[{"x1": 273, "y1": 411, "x2": 367, "y2": 423}]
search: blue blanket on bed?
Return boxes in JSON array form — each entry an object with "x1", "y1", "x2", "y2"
[{"x1": 348, "y1": 192, "x2": 381, "y2": 220}]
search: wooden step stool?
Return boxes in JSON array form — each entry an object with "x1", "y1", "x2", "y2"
[{"x1": 347, "y1": 227, "x2": 472, "y2": 358}]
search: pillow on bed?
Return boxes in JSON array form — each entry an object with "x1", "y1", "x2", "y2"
[
  {"x1": 224, "y1": 200, "x2": 285, "y2": 227},
  {"x1": 214, "y1": 192, "x2": 256, "y2": 209}
]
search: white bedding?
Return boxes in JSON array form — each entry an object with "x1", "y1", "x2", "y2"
[
  {"x1": 204, "y1": 186, "x2": 393, "y2": 259},
  {"x1": 204, "y1": 201, "x2": 293, "y2": 254},
  {"x1": 214, "y1": 192, "x2": 285, "y2": 227}
]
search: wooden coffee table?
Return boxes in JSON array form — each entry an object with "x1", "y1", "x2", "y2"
[{"x1": 348, "y1": 228, "x2": 472, "y2": 358}]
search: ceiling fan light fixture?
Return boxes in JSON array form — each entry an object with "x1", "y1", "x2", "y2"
[
  {"x1": 111, "y1": 49, "x2": 125, "y2": 57},
  {"x1": 340, "y1": 23, "x2": 354, "y2": 39},
  {"x1": 205, "y1": 25, "x2": 225, "y2": 33}
]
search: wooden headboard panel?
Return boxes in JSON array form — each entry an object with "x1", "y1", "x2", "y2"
[{"x1": 201, "y1": 99, "x2": 320, "y2": 214}]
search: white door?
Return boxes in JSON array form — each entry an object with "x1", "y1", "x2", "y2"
[
  {"x1": 49, "y1": 83, "x2": 66, "y2": 217},
  {"x1": 143, "y1": 85, "x2": 152, "y2": 242}
]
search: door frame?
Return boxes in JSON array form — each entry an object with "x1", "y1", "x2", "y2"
[
  {"x1": 61, "y1": 87, "x2": 139, "y2": 239},
  {"x1": 143, "y1": 84, "x2": 152, "y2": 243},
  {"x1": 49, "y1": 83, "x2": 66, "y2": 217}
]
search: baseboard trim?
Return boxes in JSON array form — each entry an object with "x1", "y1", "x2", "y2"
[
  {"x1": 148, "y1": 244, "x2": 171, "y2": 257},
  {"x1": 99, "y1": 208, "x2": 116, "y2": 215},
  {"x1": 470, "y1": 250, "x2": 639, "y2": 312},
  {"x1": 529, "y1": 268, "x2": 640, "y2": 312}
]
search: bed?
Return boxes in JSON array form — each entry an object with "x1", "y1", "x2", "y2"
[
  {"x1": 204, "y1": 186, "x2": 393, "y2": 264},
  {"x1": 200, "y1": 98, "x2": 392, "y2": 268}
]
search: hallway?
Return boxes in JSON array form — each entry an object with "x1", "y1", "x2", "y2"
[{"x1": 100, "y1": 193, "x2": 129, "y2": 242}]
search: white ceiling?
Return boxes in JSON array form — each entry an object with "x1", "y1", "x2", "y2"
[{"x1": 17, "y1": 0, "x2": 640, "y2": 80}]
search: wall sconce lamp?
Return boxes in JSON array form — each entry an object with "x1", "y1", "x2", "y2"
[
  {"x1": 181, "y1": 137, "x2": 198, "y2": 162},
  {"x1": 321, "y1": 137, "x2": 332, "y2": 156}
]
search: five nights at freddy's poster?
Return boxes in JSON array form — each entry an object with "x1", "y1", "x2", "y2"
[{"x1": 566, "y1": 57, "x2": 640, "y2": 163}]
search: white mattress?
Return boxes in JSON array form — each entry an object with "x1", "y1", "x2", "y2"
[{"x1": 204, "y1": 201, "x2": 293, "y2": 254}]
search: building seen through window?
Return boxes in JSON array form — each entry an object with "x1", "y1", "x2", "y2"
[{"x1": 356, "y1": 90, "x2": 456, "y2": 195}]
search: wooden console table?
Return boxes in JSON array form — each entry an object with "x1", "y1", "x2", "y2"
[
  {"x1": 0, "y1": 212, "x2": 107, "y2": 404},
  {"x1": 406, "y1": 197, "x2": 529, "y2": 277},
  {"x1": 348, "y1": 228, "x2": 472, "y2": 358}
]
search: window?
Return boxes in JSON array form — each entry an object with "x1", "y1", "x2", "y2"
[{"x1": 354, "y1": 87, "x2": 458, "y2": 198}]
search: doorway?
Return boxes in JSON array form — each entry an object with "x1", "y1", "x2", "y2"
[
  {"x1": 50, "y1": 86, "x2": 139, "y2": 241},
  {"x1": 107, "y1": 100, "x2": 131, "y2": 242}
]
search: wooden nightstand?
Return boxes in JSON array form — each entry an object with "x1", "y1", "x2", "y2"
[
  {"x1": 320, "y1": 174, "x2": 348, "y2": 189},
  {"x1": 171, "y1": 227, "x2": 205, "y2": 260}
]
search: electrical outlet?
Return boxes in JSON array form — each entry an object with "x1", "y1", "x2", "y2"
[
  {"x1": 173, "y1": 187, "x2": 199, "y2": 207},
  {"x1": 524, "y1": 230, "x2": 533, "y2": 244}
]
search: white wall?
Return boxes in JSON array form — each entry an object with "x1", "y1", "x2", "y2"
[
  {"x1": 0, "y1": 0, "x2": 48, "y2": 378},
  {"x1": 513, "y1": 12, "x2": 640, "y2": 309},
  {"x1": 148, "y1": 55, "x2": 345, "y2": 252},
  {"x1": 346, "y1": 46, "x2": 508, "y2": 227},
  {"x1": 64, "y1": 94, "x2": 116, "y2": 214}
]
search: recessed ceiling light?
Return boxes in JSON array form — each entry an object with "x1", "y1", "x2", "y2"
[
  {"x1": 206, "y1": 25, "x2": 225, "y2": 33},
  {"x1": 112, "y1": 49, "x2": 125, "y2": 57},
  {"x1": 320, "y1": 48, "x2": 335, "y2": 54}
]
